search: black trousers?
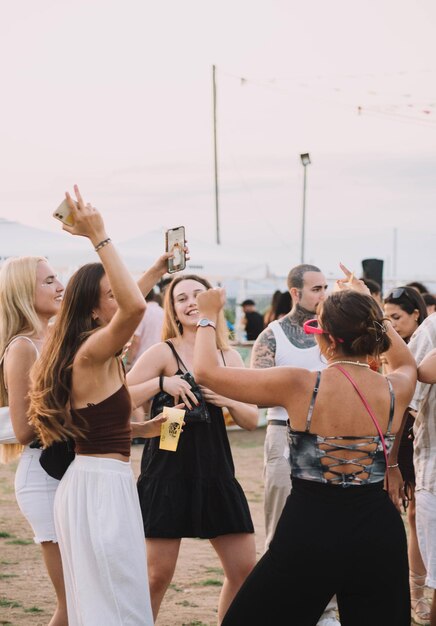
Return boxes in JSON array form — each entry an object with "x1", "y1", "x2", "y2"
[{"x1": 222, "y1": 478, "x2": 410, "y2": 626}]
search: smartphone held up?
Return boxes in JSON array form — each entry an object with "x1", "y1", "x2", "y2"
[
  {"x1": 166, "y1": 226, "x2": 186, "y2": 273},
  {"x1": 53, "y1": 198, "x2": 77, "y2": 227}
]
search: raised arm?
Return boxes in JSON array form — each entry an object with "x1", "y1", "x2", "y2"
[
  {"x1": 383, "y1": 322, "x2": 417, "y2": 398},
  {"x1": 62, "y1": 185, "x2": 145, "y2": 363},
  {"x1": 383, "y1": 330, "x2": 418, "y2": 511},
  {"x1": 337, "y1": 263, "x2": 416, "y2": 404},
  {"x1": 136, "y1": 241, "x2": 189, "y2": 298},
  {"x1": 194, "y1": 288, "x2": 304, "y2": 409},
  {"x1": 200, "y1": 348, "x2": 259, "y2": 430},
  {"x1": 136, "y1": 253, "x2": 172, "y2": 298}
]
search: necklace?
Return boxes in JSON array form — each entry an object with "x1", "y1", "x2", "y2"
[{"x1": 327, "y1": 360, "x2": 370, "y2": 369}]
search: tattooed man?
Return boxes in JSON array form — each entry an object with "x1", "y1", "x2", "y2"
[{"x1": 252, "y1": 265, "x2": 341, "y2": 626}]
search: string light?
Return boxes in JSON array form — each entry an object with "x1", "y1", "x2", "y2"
[{"x1": 214, "y1": 65, "x2": 436, "y2": 127}]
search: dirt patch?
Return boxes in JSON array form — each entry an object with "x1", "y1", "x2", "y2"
[
  {"x1": 0, "y1": 428, "x2": 265, "y2": 626},
  {"x1": 0, "y1": 428, "x2": 420, "y2": 626}
]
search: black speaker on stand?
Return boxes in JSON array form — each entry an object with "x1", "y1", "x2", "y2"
[{"x1": 361, "y1": 258, "x2": 384, "y2": 292}]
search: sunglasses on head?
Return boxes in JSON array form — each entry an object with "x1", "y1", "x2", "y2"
[
  {"x1": 389, "y1": 287, "x2": 408, "y2": 300},
  {"x1": 387, "y1": 287, "x2": 421, "y2": 306},
  {"x1": 303, "y1": 318, "x2": 344, "y2": 343}
]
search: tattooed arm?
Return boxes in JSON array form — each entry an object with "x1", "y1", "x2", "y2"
[
  {"x1": 251, "y1": 327, "x2": 277, "y2": 369},
  {"x1": 251, "y1": 306, "x2": 316, "y2": 372}
]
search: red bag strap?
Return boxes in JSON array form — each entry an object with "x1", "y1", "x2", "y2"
[{"x1": 332, "y1": 365, "x2": 390, "y2": 490}]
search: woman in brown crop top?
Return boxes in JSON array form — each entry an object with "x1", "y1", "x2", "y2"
[{"x1": 29, "y1": 185, "x2": 179, "y2": 626}]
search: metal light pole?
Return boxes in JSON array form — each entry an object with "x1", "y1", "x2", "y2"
[
  {"x1": 212, "y1": 65, "x2": 220, "y2": 245},
  {"x1": 300, "y1": 153, "x2": 311, "y2": 264}
]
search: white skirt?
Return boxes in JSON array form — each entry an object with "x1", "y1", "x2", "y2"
[
  {"x1": 55, "y1": 455, "x2": 153, "y2": 626},
  {"x1": 15, "y1": 446, "x2": 59, "y2": 543}
]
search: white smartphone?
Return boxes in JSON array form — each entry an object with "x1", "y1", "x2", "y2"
[
  {"x1": 166, "y1": 226, "x2": 186, "y2": 273},
  {"x1": 53, "y1": 198, "x2": 76, "y2": 226}
]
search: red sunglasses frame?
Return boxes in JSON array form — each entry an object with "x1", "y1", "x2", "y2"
[{"x1": 303, "y1": 318, "x2": 344, "y2": 343}]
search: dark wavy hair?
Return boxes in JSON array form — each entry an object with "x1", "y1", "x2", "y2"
[
  {"x1": 29, "y1": 263, "x2": 106, "y2": 446},
  {"x1": 384, "y1": 286, "x2": 427, "y2": 327},
  {"x1": 319, "y1": 291, "x2": 391, "y2": 358}
]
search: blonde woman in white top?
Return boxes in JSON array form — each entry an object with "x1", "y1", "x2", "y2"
[{"x1": 0, "y1": 256, "x2": 66, "y2": 626}]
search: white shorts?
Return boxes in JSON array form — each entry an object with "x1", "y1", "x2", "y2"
[
  {"x1": 55, "y1": 455, "x2": 153, "y2": 625},
  {"x1": 14, "y1": 446, "x2": 59, "y2": 543},
  {"x1": 416, "y1": 489, "x2": 436, "y2": 588}
]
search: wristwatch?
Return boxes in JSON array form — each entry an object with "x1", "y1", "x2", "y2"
[{"x1": 196, "y1": 318, "x2": 216, "y2": 329}]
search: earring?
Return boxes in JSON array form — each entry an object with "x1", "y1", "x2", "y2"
[{"x1": 326, "y1": 345, "x2": 335, "y2": 357}]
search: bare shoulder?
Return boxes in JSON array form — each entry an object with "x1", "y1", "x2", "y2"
[
  {"x1": 251, "y1": 326, "x2": 276, "y2": 369},
  {"x1": 222, "y1": 347, "x2": 245, "y2": 367},
  {"x1": 2, "y1": 338, "x2": 39, "y2": 391},
  {"x1": 273, "y1": 365, "x2": 317, "y2": 404},
  {"x1": 127, "y1": 341, "x2": 174, "y2": 382},
  {"x1": 145, "y1": 341, "x2": 173, "y2": 357},
  {"x1": 385, "y1": 370, "x2": 416, "y2": 408},
  {"x1": 4, "y1": 337, "x2": 38, "y2": 365}
]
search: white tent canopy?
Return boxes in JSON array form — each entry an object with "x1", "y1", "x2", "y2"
[
  {"x1": 0, "y1": 218, "x2": 93, "y2": 268},
  {"x1": 0, "y1": 219, "x2": 276, "y2": 285},
  {"x1": 119, "y1": 229, "x2": 269, "y2": 281}
]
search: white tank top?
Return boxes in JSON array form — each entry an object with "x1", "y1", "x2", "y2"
[
  {"x1": 266, "y1": 320, "x2": 326, "y2": 422},
  {"x1": 1, "y1": 336, "x2": 39, "y2": 392}
]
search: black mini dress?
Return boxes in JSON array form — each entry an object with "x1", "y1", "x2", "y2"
[{"x1": 137, "y1": 342, "x2": 254, "y2": 539}]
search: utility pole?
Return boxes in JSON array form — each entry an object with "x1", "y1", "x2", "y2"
[
  {"x1": 212, "y1": 65, "x2": 221, "y2": 245},
  {"x1": 300, "y1": 153, "x2": 311, "y2": 263}
]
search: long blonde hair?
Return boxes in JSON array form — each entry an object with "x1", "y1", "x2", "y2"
[
  {"x1": 0, "y1": 256, "x2": 45, "y2": 463},
  {"x1": 161, "y1": 274, "x2": 229, "y2": 350}
]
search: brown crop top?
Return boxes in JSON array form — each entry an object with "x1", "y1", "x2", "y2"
[{"x1": 71, "y1": 385, "x2": 132, "y2": 457}]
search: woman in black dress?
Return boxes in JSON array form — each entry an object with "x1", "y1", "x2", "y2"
[
  {"x1": 127, "y1": 274, "x2": 258, "y2": 623},
  {"x1": 384, "y1": 285, "x2": 430, "y2": 624}
]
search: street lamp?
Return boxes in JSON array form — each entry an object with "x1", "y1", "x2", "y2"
[{"x1": 300, "y1": 153, "x2": 311, "y2": 264}]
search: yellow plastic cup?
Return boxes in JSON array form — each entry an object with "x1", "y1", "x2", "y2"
[{"x1": 159, "y1": 406, "x2": 185, "y2": 452}]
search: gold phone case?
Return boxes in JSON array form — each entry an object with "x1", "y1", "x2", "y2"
[{"x1": 53, "y1": 199, "x2": 75, "y2": 226}]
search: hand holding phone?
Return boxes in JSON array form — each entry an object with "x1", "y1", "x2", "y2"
[
  {"x1": 53, "y1": 198, "x2": 77, "y2": 226},
  {"x1": 54, "y1": 186, "x2": 107, "y2": 245},
  {"x1": 166, "y1": 226, "x2": 186, "y2": 273}
]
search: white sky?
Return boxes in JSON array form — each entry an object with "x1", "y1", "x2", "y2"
[{"x1": 1, "y1": 0, "x2": 436, "y2": 281}]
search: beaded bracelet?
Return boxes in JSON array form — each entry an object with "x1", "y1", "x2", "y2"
[
  {"x1": 387, "y1": 463, "x2": 399, "y2": 469},
  {"x1": 94, "y1": 237, "x2": 112, "y2": 252}
]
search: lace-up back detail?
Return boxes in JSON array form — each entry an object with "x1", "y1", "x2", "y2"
[{"x1": 288, "y1": 371, "x2": 396, "y2": 487}]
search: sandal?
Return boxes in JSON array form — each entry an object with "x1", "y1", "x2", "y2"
[{"x1": 410, "y1": 570, "x2": 431, "y2": 625}]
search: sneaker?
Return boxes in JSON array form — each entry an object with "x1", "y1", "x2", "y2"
[{"x1": 317, "y1": 609, "x2": 341, "y2": 626}]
